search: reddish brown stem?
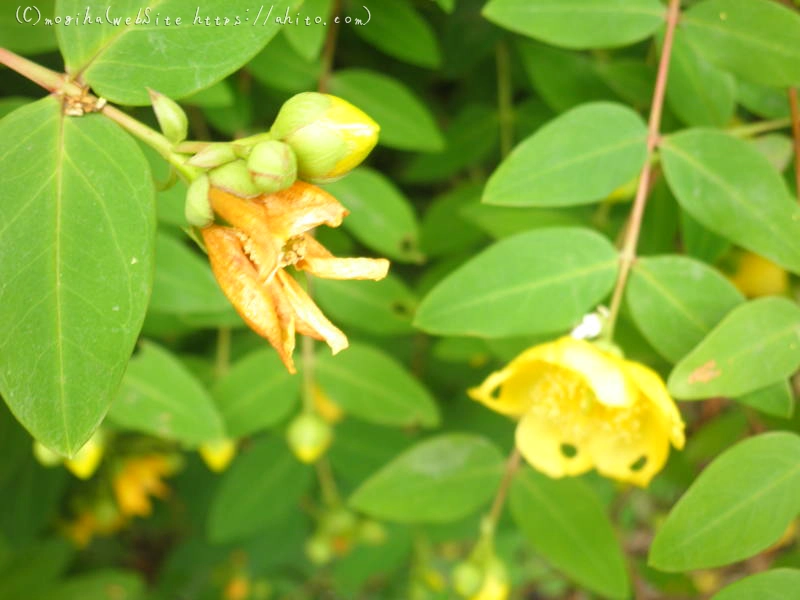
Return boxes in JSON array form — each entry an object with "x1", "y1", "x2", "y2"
[
  {"x1": 788, "y1": 87, "x2": 800, "y2": 203},
  {"x1": 605, "y1": 0, "x2": 681, "y2": 339}
]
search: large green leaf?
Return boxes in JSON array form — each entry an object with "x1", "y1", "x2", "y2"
[
  {"x1": 351, "y1": 0, "x2": 440, "y2": 68},
  {"x1": 0, "y1": 539, "x2": 73, "y2": 600},
  {"x1": 660, "y1": 129, "x2": 800, "y2": 274},
  {"x1": 328, "y1": 70, "x2": 445, "y2": 152},
  {"x1": 349, "y1": 434, "x2": 504, "y2": 523},
  {"x1": 247, "y1": 32, "x2": 320, "y2": 93},
  {"x1": 415, "y1": 228, "x2": 618, "y2": 337},
  {"x1": 0, "y1": 1, "x2": 58, "y2": 54},
  {"x1": 314, "y1": 273, "x2": 417, "y2": 336},
  {"x1": 668, "y1": 298, "x2": 800, "y2": 400},
  {"x1": 208, "y1": 436, "x2": 312, "y2": 543},
  {"x1": 212, "y1": 348, "x2": 300, "y2": 438},
  {"x1": 736, "y1": 381, "x2": 794, "y2": 419},
  {"x1": 483, "y1": 0, "x2": 664, "y2": 49},
  {"x1": 650, "y1": 432, "x2": 800, "y2": 571},
  {"x1": 682, "y1": 0, "x2": 800, "y2": 88},
  {"x1": 108, "y1": 341, "x2": 225, "y2": 446},
  {"x1": 0, "y1": 98, "x2": 154, "y2": 456},
  {"x1": 316, "y1": 343, "x2": 439, "y2": 428},
  {"x1": 35, "y1": 569, "x2": 144, "y2": 600},
  {"x1": 56, "y1": 0, "x2": 296, "y2": 104},
  {"x1": 712, "y1": 569, "x2": 800, "y2": 600},
  {"x1": 626, "y1": 256, "x2": 743, "y2": 363},
  {"x1": 510, "y1": 467, "x2": 629, "y2": 599},
  {"x1": 323, "y1": 167, "x2": 423, "y2": 263},
  {"x1": 483, "y1": 102, "x2": 647, "y2": 207},
  {"x1": 283, "y1": 0, "x2": 331, "y2": 60}
]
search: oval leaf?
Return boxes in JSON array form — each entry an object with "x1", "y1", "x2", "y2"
[
  {"x1": 316, "y1": 343, "x2": 439, "y2": 428},
  {"x1": 328, "y1": 70, "x2": 445, "y2": 152},
  {"x1": 349, "y1": 434, "x2": 504, "y2": 523},
  {"x1": 661, "y1": 129, "x2": 800, "y2": 274},
  {"x1": 415, "y1": 228, "x2": 618, "y2": 337},
  {"x1": 483, "y1": 102, "x2": 647, "y2": 207},
  {"x1": 483, "y1": 0, "x2": 664, "y2": 49},
  {"x1": 682, "y1": 0, "x2": 800, "y2": 88},
  {"x1": 736, "y1": 381, "x2": 794, "y2": 419},
  {"x1": 56, "y1": 0, "x2": 296, "y2": 105},
  {"x1": 650, "y1": 432, "x2": 800, "y2": 571},
  {"x1": 510, "y1": 467, "x2": 630, "y2": 599},
  {"x1": 668, "y1": 297, "x2": 800, "y2": 400},
  {"x1": 0, "y1": 98, "x2": 155, "y2": 456},
  {"x1": 712, "y1": 569, "x2": 800, "y2": 600},
  {"x1": 323, "y1": 167, "x2": 423, "y2": 263},
  {"x1": 627, "y1": 255, "x2": 743, "y2": 363},
  {"x1": 108, "y1": 341, "x2": 225, "y2": 446},
  {"x1": 212, "y1": 348, "x2": 300, "y2": 438},
  {"x1": 208, "y1": 437, "x2": 312, "y2": 543}
]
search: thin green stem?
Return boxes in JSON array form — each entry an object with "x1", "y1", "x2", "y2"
[
  {"x1": 727, "y1": 117, "x2": 792, "y2": 138},
  {"x1": 0, "y1": 47, "x2": 78, "y2": 94},
  {"x1": 317, "y1": 0, "x2": 343, "y2": 94},
  {"x1": 315, "y1": 458, "x2": 341, "y2": 507},
  {"x1": 215, "y1": 327, "x2": 231, "y2": 379},
  {"x1": 495, "y1": 40, "x2": 514, "y2": 159},
  {"x1": 605, "y1": 0, "x2": 681, "y2": 341},
  {"x1": 483, "y1": 448, "x2": 521, "y2": 537}
]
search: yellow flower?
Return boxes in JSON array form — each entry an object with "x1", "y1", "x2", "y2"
[
  {"x1": 61, "y1": 504, "x2": 125, "y2": 548},
  {"x1": 63, "y1": 430, "x2": 106, "y2": 479},
  {"x1": 198, "y1": 438, "x2": 237, "y2": 472},
  {"x1": 313, "y1": 385, "x2": 344, "y2": 423},
  {"x1": 469, "y1": 337, "x2": 685, "y2": 487},
  {"x1": 729, "y1": 251, "x2": 789, "y2": 298},
  {"x1": 202, "y1": 181, "x2": 389, "y2": 373},
  {"x1": 470, "y1": 559, "x2": 509, "y2": 600},
  {"x1": 112, "y1": 455, "x2": 178, "y2": 518}
]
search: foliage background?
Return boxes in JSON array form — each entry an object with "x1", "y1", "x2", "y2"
[{"x1": 1, "y1": 0, "x2": 800, "y2": 598}]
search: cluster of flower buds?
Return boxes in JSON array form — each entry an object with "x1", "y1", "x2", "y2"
[
  {"x1": 305, "y1": 506, "x2": 387, "y2": 565},
  {"x1": 148, "y1": 90, "x2": 380, "y2": 229}
]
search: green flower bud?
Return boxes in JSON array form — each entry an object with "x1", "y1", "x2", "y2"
[
  {"x1": 185, "y1": 175, "x2": 213, "y2": 227},
  {"x1": 286, "y1": 412, "x2": 333, "y2": 464},
  {"x1": 271, "y1": 92, "x2": 379, "y2": 183},
  {"x1": 305, "y1": 534, "x2": 333, "y2": 565},
  {"x1": 208, "y1": 159, "x2": 261, "y2": 198},
  {"x1": 148, "y1": 89, "x2": 188, "y2": 145},
  {"x1": 187, "y1": 143, "x2": 238, "y2": 169},
  {"x1": 452, "y1": 561, "x2": 484, "y2": 598},
  {"x1": 357, "y1": 519, "x2": 388, "y2": 546},
  {"x1": 322, "y1": 508, "x2": 357, "y2": 536},
  {"x1": 247, "y1": 140, "x2": 297, "y2": 193}
]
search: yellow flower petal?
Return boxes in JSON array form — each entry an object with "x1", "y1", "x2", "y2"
[
  {"x1": 729, "y1": 251, "x2": 789, "y2": 298},
  {"x1": 623, "y1": 361, "x2": 685, "y2": 449},
  {"x1": 199, "y1": 439, "x2": 237, "y2": 472},
  {"x1": 467, "y1": 362, "x2": 542, "y2": 418},
  {"x1": 299, "y1": 236, "x2": 390, "y2": 280},
  {"x1": 64, "y1": 431, "x2": 105, "y2": 480},
  {"x1": 256, "y1": 181, "x2": 348, "y2": 240}
]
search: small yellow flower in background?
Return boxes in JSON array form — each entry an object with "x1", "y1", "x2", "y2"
[
  {"x1": 313, "y1": 385, "x2": 344, "y2": 424},
  {"x1": 64, "y1": 430, "x2": 106, "y2": 479},
  {"x1": 112, "y1": 455, "x2": 179, "y2": 518},
  {"x1": 470, "y1": 559, "x2": 509, "y2": 600},
  {"x1": 61, "y1": 502, "x2": 125, "y2": 548},
  {"x1": 469, "y1": 336, "x2": 685, "y2": 487},
  {"x1": 729, "y1": 251, "x2": 789, "y2": 298},
  {"x1": 198, "y1": 438, "x2": 237, "y2": 472},
  {"x1": 203, "y1": 182, "x2": 389, "y2": 373}
]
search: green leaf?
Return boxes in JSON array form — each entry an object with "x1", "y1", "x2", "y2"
[
  {"x1": 0, "y1": 539, "x2": 72, "y2": 600},
  {"x1": 0, "y1": 98, "x2": 154, "y2": 456},
  {"x1": 108, "y1": 341, "x2": 224, "y2": 446},
  {"x1": 483, "y1": 102, "x2": 648, "y2": 207},
  {"x1": 212, "y1": 348, "x2": 300, "y2": 438},
  {"x1": 415, "y1": 228, "x2": 618, "y2": 337},
  {"x1": 680, "y1": 210, "x2": 730, "y2": 264},
  {"x1": 316, "y1": 343, "x2": 440, "y2": 428},
  {"x1": 323, "y1": 167, "x2": 423, "y2": 262},
  {"x1": 736, "y1": 381, "x2": 794, "y2": 419},
  {"x1": 328, "y1": 70, "x2": 445, "y2": 152},
  {"x1": 682, "y1": 0, "x2": 800, "y2": 88},
  {"x1": 483, "y1": 0, "x2": 664, "y2": 49},
  {"x1": 351, "y1": 0, "x2": 441, "y2": 68},
  {"x1": 349, "y1": 434, "x2": 504, "y2": 523},
  {"x1": 665, "y1": 30, "x2": 736, "y2": 127},
  {"x1": 150, "y1": 232, "x2": 230, "y2": 316},
  {"x1": 0, "y1": 1, "x2": 57, "y2": 54},
  {"x1": 736, "y1": 79, "x2": 790, "y2": 119},
  {"x1": 283, "y1": 0, "x2": 331, "y2": 60},
  {"x1": 668, "y1": 297, "x2": 800, "y2": 400},
  {"x1": 510, "y1": 467, "x2": 629, "y2": 599},
  {"x1": 315, "y1": 273, "x2": 417, "y2": 336},
  {"x1": 461, "y1": 204, "x2": 592, "y2": 239},
  {"x1": 649, "y1": 432, "x2": 800, "y2": 571},
  {"x1": 626, "y1": 256, "x2": 744, "y2": 363},
  {"x1": 208, "y1": 437, "x2": 312, "y2": 543},
  {"x1": 420, "y1": 184, "x2": 486, "y2": 258},
  {"x1": 661, "y1": 129, "x2": 800, "y2": 274},
  {"x1": 56, "y1": 0, "x2": 296, "y2": 105},
  {"x1": 712, "y1": 569, "x2": 800, "y2": 600},
  {"x1": 36, "y1": 570, "x2": 144, "y2": 600},
  {"x1": 248, "y1": 33, "x2": 321, "y2": 93}
]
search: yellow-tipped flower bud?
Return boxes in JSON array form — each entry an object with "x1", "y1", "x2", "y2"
[
  {"x1": 148, "y1": 89, "x2": 188, "y2": 145},
  {"x1": 198, "y1": 438, "x2": 237, "y2": 472},
  {"x1": 185, "y1": 174, "x2": 213, "y2": 227},
  {"x1": 33, "y1": 441, "x2": 63, "y2": 467},
  {"x1": 357, "y1": 519, "x2": 388, "y2": 546},
  {"x1": 187, "y1": 143, "x2": 238, "y2": 169},
  {"x1": 208, "y1": 159, "x2": 262, "y2": 198},
  {"x1": 271, "y1": 92, "x2": 379, "y2": 184},
  {"x1": 470, "y1": 558, "x2": 509, "y2": 600},
  {"x1": 64, "y1": 430, "x2": 106, "y2": 480},
  {"x1": 247, "y1": 140, "x2": 297, "y2": 193},
  {"x1": 305, "y1": 533, "x2": 334, "y2": 565},
  {"x1": 286, "y1": 412, "x2": 333, "y2": 464},
  {"x1": 453, "y1": 562, "x2": 484, "y2": 598},
  {"x1": 729, "y1": 251, "x2": 789, "y2": 298}
]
